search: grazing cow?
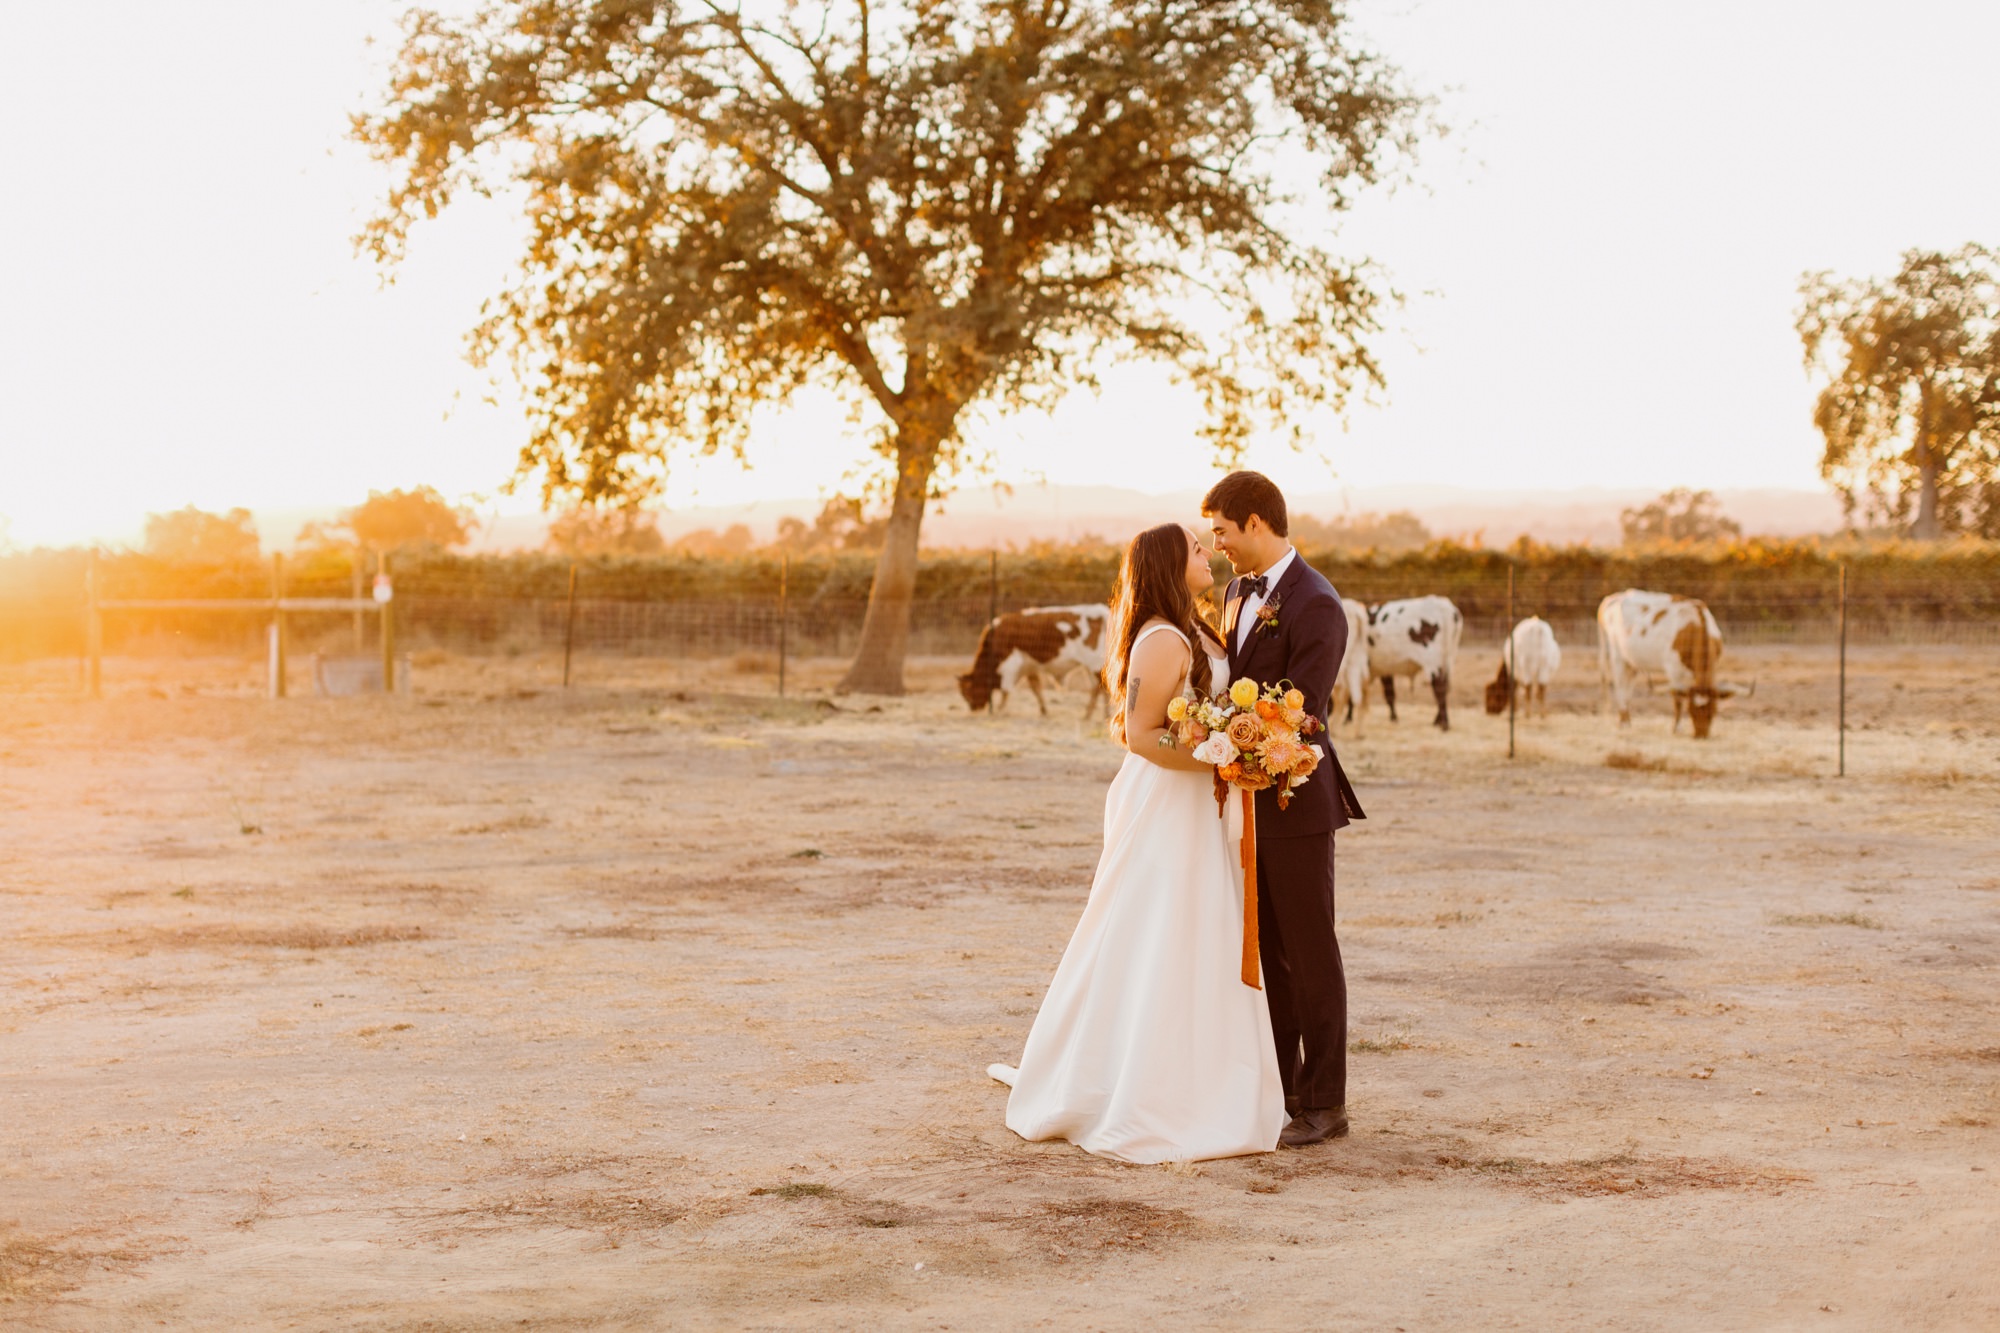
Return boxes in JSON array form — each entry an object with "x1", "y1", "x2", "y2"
[
  {"x1": 1596, "y1": 590, "x2": 1752, "y2": 739},
  {"x1": 1328, "y1": 598, "x2": 1371, "y2": 734},
  {"x1": 1485, "y1": 616, "x2": 1562, "y2": 718},
  {"x1": 1366, "y1": 595, "x2": 1463, "y2": 731},
  {"x1": 957, "y1": 604, "x2": 1111, "y2": 717}
]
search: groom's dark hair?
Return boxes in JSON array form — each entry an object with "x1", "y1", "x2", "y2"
[{"x1": 1202, "y1": 471, "x2": 1289, "y2": 538}]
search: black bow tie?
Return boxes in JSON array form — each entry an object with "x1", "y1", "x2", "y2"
[{"x1": 1241, "y1": 575, "x2": 1269, "y2": 598}]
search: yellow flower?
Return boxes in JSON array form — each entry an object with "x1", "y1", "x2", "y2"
[
  {"x1": 1283, "y1": 689, "x2": 1305, "y2": 711},
  {"x1": 1166, "y1": 697, "x2": 1189, "y2": 722},
  {"x1": 1228, "y1": 678, "x2": 1259, "y2": 709}
]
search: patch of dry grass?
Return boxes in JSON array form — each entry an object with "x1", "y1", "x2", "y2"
[
  {"x1": 1605, "y1": 750, "x2": 1673, "y2": 772},
  {"x1": 1432, "y1": 1151, "x2": 1810, "y2": 1198},
  {"x1": 1772, "y1": 912, "x2": 1883, "y2": 930},
  {"x1": 1006, "y1": 1199, "x2": 1196, "y2": 1260},
  {"x1": 1350, "y1": 1033, "x2": 1421, "y2": 1054},
  {"x1": 0, "y1": 1225, "x2": 153, "y2": 1300},
  {"x1": 159, "y1": 923, "x2": 429, "y2": 950},
  {"x1": 428, "y1": 1188, "x2": 686, "y2": 1237}
]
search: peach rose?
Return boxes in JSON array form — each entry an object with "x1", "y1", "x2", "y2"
[{"x1": 1225, "y1": 712, "x2": 1264, "y2": 750}]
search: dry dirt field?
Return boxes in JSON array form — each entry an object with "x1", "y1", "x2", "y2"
[{"x1": 3, "y1": 643, "x2": 1997, "y2": 1330}]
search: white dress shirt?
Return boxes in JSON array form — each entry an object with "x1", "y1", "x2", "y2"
[{"x1": 1234, "y1": 546, "x2": 1298, "y2": 652}]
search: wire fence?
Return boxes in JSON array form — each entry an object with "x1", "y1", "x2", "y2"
[{"x1": 3, "y1": 582, "x2": 1997, "y2": 672}]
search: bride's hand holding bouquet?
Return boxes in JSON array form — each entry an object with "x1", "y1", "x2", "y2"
[{"x1": 1162, "y1": 678, "x2": 1325, "y2": 812}]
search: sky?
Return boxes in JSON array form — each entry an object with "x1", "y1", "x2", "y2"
[{"x1": 2, "y1": 1, "x2": 1996, "y2": 549}]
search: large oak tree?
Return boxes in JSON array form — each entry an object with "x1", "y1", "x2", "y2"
[
  {"x1": 1797, "y1": 244, "x2": 2000, "y2": 540},
  {"x1": 356, "y1": 0, "x2": 1424, "y2": 690}
]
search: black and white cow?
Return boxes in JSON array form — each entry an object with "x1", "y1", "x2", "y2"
[{"x1": 1366, "y1": 595, "x2": 1463, "y2": 731}]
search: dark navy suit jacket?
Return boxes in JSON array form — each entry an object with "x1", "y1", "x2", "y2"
[{"x1": 1223, "y1": 554, "x2": 1366, "y2": 836}]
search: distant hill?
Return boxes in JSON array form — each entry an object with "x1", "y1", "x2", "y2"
[{"x1": 252, "y1": 483, "x2": 1845, "y2": 554}]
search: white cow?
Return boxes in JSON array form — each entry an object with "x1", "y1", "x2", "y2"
[
  {"x1": 1329, "y1": 598, "x2": 1371, "y2": 733},
  {"x1": 1484, "y1": 616, "x2": 1561, "y2": 718},
  {"x1": 1597, "y1": 590, "x2": 1751, "y2": 739},
  {"x1": 1365, "y1": 595, "x2": 1463, "y2": 731}
]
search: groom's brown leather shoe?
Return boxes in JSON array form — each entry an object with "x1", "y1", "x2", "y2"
[{"x1": 1279, "y1": 1107, "x2": 1350, "y2": 1148}]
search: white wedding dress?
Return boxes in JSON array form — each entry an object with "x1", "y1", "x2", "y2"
[{"x1": 990, "y1": 623, "x2": 1286, "y2": 1163}]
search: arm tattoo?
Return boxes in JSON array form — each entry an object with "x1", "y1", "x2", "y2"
[{"x1": 1125, "y1": 674, "x2": 1142, "y2": 720}]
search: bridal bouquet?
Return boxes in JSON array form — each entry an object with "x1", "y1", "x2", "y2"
[
  {"x1": 1160, "y1": 677, "x2": 1326, "y2": 990},
  {"x1": 1162, "y1": 677, "x2": 1325, "y2": 812}
]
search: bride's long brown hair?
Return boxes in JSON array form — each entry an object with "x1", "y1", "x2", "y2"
[{"x1": 1104, "y1": 523, "x2": 1215, "y2": 742}]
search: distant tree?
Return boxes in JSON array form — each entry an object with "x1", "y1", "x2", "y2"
[
  {"x1": 303, "y1": 486, "x2": 476, "y2": 553},
  {"x1": 355, "y1": 0, "x2": 1425, "y2": 691},
  {"x1": 1797, "y1": 244, "x2": 2000, "y2": 540},
  {"x1": 770, "y1": 497, "x2": 889, "y2": 556},
  {"x1": 143, "y1": 506, "x2": 262, "y2": 565},
  {"x1": 546, "y1": 503, "x2": 667, "y2": 556},
  {"x1": 673, "y1": 524, "x2": 756, "y2": 557},
  {"x1": 1619, "y1": 489, "x2": 1742, "y2": 547},
  {"x1": 1291, "y1": 509, "x2": 1432, "y2": 552}
]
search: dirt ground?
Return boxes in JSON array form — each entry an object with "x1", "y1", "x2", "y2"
[{"x1": 2, "y1": 643, "x2": 1997, "y2": 1330}]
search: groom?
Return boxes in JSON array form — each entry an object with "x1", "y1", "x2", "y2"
[{"x1": 1203, "y1": 471, "x2": 1366, "y2": 1148}]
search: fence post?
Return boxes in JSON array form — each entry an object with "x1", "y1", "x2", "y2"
[
  {"x1": 777, "y1": 553, "x2": 789, "y2": 697},
  {"x1": 1506, "y1": 561, "x2": 1516, "y2": 760},
  {"x1": 987, "y1": 548, "x2": 999, "y2": 716},
  {"x1": 268, "y1": 552, "x2": 287, "y2": 700},
  {"x1": 562, "y1": 560, "x2": 578, "y2": 688},
  {"x1": 84, "y1": 547, "x2": 102, "y2": 699},
  {"x1": 352, "y1": 547, "x2": 366, "y2": 651},
  {"x1": 379, "y1": 551, "x2": 396, "y2": 694},
  {"x1": 1837, "y1": 563, "x2": 1847, "y2": 778}
]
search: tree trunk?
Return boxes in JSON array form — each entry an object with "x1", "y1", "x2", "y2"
[
  {"x1": 837, "y1": 436, "x2": 937, "y2": 695},
  {"x1": 1913, "y1": 436, "x2": 1942, "y2": 540}
]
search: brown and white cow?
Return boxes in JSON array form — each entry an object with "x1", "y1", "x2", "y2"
[
  {"x1": 1484, "y1": 616, "x2": 1561, "y2": 718},
  {"x1": 1597, "y1": 590, "x2": 1752, "y2": 739},
  {"x1": 958, "y1": 604, "x2": 1111, "y2": 717}
]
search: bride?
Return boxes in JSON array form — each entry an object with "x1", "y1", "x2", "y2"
[{"x1": 989, "y1": 523, "x2": 1286, "y2": 1162}]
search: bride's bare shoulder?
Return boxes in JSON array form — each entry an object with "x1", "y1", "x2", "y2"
[{"x1": 1130, "y1": 618, "x2": 1192, "y2": 656}]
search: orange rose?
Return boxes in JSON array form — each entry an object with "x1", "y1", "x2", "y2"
[
  {"x1": 1293, "y1": 744, "x2": 1321, "y2": 777},
  {"x1": 1225, "y1": 713, "x2": 1263, "y2": 749},
  {"x1": 1255, "y1": 699, "x2": 1280, "y2": 720}
]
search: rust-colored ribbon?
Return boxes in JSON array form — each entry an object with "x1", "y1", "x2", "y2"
[{"x1": 1240, "y1": 788, "x2": 1260, "y2": 990}]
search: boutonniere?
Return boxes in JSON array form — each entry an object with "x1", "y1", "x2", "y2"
[{"x1": 1255, "y1": 598, "x2": 1283, "y2": 635}]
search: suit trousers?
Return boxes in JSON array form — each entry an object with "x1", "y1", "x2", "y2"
[{"x1": 1255, "y1": 831, "x2": 1347, "y2": 1110}]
